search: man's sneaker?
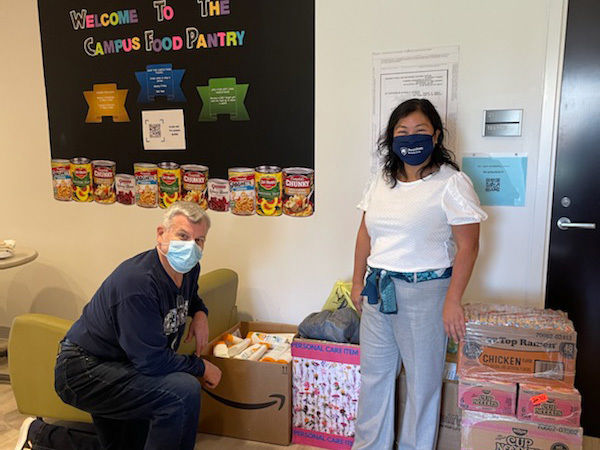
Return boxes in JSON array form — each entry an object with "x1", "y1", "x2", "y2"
[{"x1": 14, "y1": 417, "x2": 42, "y2": 450}]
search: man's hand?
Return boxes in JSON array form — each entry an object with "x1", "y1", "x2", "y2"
[
  {"x1": 185, "y1": 311, "x2": 209, "y2": 356},
  {"x1": 201, "y1": 359, "x2": 222, "y2": 389}
]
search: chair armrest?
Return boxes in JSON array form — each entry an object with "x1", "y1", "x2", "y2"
[{"x1": 8, "y1": 314, "x2": 92, "y2": 423}]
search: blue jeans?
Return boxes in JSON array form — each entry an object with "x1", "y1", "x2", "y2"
[{"x1": 53, "y1": 340, "x2": 201, "y2": 450}]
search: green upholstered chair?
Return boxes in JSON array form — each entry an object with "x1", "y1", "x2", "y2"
[{"x1": 8, "y1": 268, "x2": 238, "y2": 423}]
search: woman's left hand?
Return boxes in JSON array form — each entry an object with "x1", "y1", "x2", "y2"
[{"x1": 442, "y1": 299, "x2": 466, "y2": 343}]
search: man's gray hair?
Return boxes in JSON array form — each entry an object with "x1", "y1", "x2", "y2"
[{"x1": 163, "y1": 201, "x2": 211, "y2": 229}]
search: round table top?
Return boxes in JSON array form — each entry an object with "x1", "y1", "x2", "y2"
[{"x1": 0, "y1": 246, "x2": 38, "y2": 270}]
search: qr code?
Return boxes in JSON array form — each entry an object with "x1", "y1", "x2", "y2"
[
  {"x1": 149, "y1": 123, "x2": 161, "y2": 138},
  {"x1": 485, "y1": 177, "x2": 501, "y2": 192}
]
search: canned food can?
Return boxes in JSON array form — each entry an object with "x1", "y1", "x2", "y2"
[
  {"x1": 134, "y1": 163, "x2": 158, "y2": 208},
  {"x1": 283, "y1": 167, "x2": 314, "y2": 217},
  {"x1": 92, "y1": 160, "x2": 116, "y2": 204},
  {"x1": 228, "y1": 167, "x2": 255, "y2": 215},
  {"x1": 51, "y1": 159, "x2": 72, "y2": 201},
  {"x1": 157, "y1": 162, "x2": 181, "y2": 209},
  {"x1": 115, "y1": 174, "x2": 136, "y2": 205},
  {"x1": 207, "y1": 178, "x2": 230, "y2": 212},
  {"x1": 70, "y1": 157, "x2": 93, "y2": 202},
  {"x1": 255, "y1": 165, "x2": 282, "y2": 216},
  {"x1": 181, "y1": 164, "x2": 209, "y2": 210}
]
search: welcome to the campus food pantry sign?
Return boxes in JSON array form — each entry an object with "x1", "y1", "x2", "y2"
[{"x1": 38, "y1": 0, "x2": 315, "y2": 216}]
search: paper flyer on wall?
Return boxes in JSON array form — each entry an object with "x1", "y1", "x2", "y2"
[
  {"x1": 371, "y1": 46, "x2": 459, "y2": 176},
  {"x1": 461, "y1": 153, "x2": 528, "y2": 207}
]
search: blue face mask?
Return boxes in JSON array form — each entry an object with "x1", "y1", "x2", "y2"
[
  {"x1": 392, "y1": 134, "x2": 435, "y2": 166},
  {"x1": 162, "y1": 240, "x2": 202, "y2": 274}
]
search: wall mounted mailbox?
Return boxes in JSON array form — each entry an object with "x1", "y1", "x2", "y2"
[{"x1": 483, "y1": 109, "x2": 523, "y2": 137}]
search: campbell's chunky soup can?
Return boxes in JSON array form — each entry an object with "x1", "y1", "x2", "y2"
[
  {"x1": 181, "y1": 164, "x2": 208, "y2": 210},
  {"x1": 207, "y1": 178, "x2": 230, "y2": 212},
  {"x1": 92, "y1": 160, "x2": 116, "y2": 204},
  {"x1": 255, "y1": 166, "x2": 282, "y2": 216},
  {"x1": 51, "y1": 159, "x2": 72, "y2": 201},
  {"x1": 228, "y1": 167, "x2": 255, "y2": 215},
  {"x1": 157, "y1": 162, "x2": 181, "y2": 209},
  {"x1": 70, "y1": 157, "x2": 93, "y2": 202},
  {"x1": 283, "y1": 167, "x2": 314, "y2": 217},
  {"x1": 134, "y1": 163, "x2": 158, "y2": 208},
  {"x1": 115, "y1": 174, "x2": 136, "y2": 205}
]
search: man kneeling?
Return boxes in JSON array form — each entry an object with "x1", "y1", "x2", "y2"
[{"x1": 17, "y1": 202, "x2": 221, "y2": 450}]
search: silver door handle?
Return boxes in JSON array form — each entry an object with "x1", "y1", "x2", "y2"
[{"x1": 557, "y1": 217, "x2": 597, "y2": 230}]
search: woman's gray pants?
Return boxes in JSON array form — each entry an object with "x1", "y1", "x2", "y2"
[{"x1": 353, "y1": 277, "x2": 450, "y2": 450}]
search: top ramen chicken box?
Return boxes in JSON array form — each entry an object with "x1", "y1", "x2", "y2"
[{"x1": 458, "y1": 304, "x2": 577, "y2": 388}]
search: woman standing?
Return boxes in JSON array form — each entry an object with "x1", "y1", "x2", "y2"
[{"x1": 351, "y1": 99, "x2": 487, "y2": 449}]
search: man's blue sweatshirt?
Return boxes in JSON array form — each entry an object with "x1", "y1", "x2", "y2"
[{"x1": 66, "y1": 249, "x2": 208, "y2": 377}]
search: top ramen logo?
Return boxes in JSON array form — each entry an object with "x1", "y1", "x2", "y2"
[
  {"x1": 285, "y1": 176, "x2": 310, "y2": 189},
  {"x1": 74, "y1": 168, "x2": 89, "y2": 179},
  {"x1": 259, "y1": 177, "x2": 278, "y2": 190},
  {"x1": 184, "y1": 172, "x2": 206, "y2": 184},
  {"x1": 162, "y1": 173, "x2": 177, "y2": 185}
]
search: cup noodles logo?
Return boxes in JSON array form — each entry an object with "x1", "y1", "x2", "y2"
[
  {"x1": 285, "y1": 175, "x2": 310, "y2": 189},
  {"x1": 259, "y1": 176, "x2": 278, "y2": 190},
  {"x1": 94, "y1": 167, "x2": 113, "y2": 178},
  {"x1": 183, "y1": 172, "x2": 206, "y2": 184},
  {"x1": 496, "y1": 429, "x2": 538, "y2": 450},
  {"x1": 534, "y1": 401, "x2": 563, "y2": 417},
  {"x1": 472, "y1": 393, "x2": 500, "y2": 408},
  {"x1": 73, "y1": 168, "x2": 89, "y2": 179}
]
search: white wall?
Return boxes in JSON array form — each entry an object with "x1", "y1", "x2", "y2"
[{"x1": 0, "y1": 0, "x2": 563, "y2": 327}]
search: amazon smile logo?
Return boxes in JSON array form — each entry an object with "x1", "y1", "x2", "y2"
[{"x1": 203, "y1": 390, "x2": 286, "y2": 410}]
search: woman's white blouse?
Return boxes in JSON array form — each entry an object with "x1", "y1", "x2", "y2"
[{"x1": 358, "y1": 164, "x2": 487, "y2": 273}]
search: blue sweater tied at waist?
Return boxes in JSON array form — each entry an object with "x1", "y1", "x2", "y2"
[{"x1": 361, "y1": 266, "x2": 453, "y2": 314}]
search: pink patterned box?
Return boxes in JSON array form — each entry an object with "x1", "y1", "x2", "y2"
[
  {"x1": 458, "y1": 377, "x2": 516, "y2": 416},
  {"x1": 517, "y1": 383, "x2": 581, "y2": 426},
  {"x1": 291, "y1": 338, "x2": 360, "y2": 450}
]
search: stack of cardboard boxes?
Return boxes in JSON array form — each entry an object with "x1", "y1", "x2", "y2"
[{"x1": 457, "y1": 303, "x2": 583, "y2": 450}]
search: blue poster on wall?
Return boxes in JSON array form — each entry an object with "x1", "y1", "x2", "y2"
[{"x1": 462, "y1": 154, "x2": 527, "y2": 207}]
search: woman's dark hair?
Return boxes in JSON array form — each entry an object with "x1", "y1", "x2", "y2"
[{"x1": 378, "y1": 98, "x2": 459, "y2": 187}]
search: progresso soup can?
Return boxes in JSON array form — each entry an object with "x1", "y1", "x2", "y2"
[
  {"x1": 157, "y1": 162, "x2": 181, "y2": 209},
  {"x1": 70, "y1": 157, "x2": 93, "y2": 202},
  {"x1": 283, "y1": 167, "x2": 314, "y2": 217},
  {"x1": 51, "y1": 159, "x2": 72, "y2": 201},
  {"x1": 134, "y1": 163, "x2": 158, "y2": 208},
  {"x1": 228, "y1": 167, "x2": 255, "y2": 215},
  {"x1": 255, "y1": 165, "x2": 282, "y2": 216}
]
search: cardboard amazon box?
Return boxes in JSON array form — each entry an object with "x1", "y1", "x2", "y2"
[
  {"x1": 458, "y1": 323, "x2": 577, "y2": 388},
  {"x1": 198, "y1": 321, "x2": 297, "y2": 446}
]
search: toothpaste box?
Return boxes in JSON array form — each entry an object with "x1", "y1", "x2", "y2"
[
  {"x1": 461, "y1": 410, "x2": 583, "y2": 450},
  {"x1": 458, "y1": 377, "x2": 516, "y2": 416},
  {"x1": 291, "y1": 338, "x2": 360, "y2": 450},
  {"x1": 517, "y1": 383, "x2": 581, "y2": 427}
]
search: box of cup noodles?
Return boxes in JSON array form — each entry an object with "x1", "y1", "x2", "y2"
[
  {"x1": 461, "y1": 410, "x2": 582, "y2": 450},
  {"x1": 517, "y1": 383, "x2": 581, "y2": 427},
  {"x1": 458, "y1": 377, "x2": 516, "y2": 416},
  {"x1": 458, "y1": 304, "x2": 577, "y2": 388}
]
